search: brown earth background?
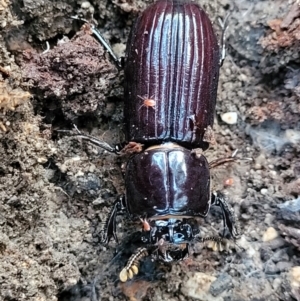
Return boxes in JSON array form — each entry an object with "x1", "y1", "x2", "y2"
[{"x1": 1, "y1": 0, "x2": 300, "y2": 300}]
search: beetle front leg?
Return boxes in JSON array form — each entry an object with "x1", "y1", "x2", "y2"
[
  {"x1": 211, "y1": 191, "x2": 240, "y2": 239},
  {"x1": 218, "y1": 13, "x2": 230, "y2": 66},
  {"x1": 100, "y1": 195, "x2": 126, "y2": 244},
  {"x1": 71, "y1": 16, "x2": 123, "y2": 68}
]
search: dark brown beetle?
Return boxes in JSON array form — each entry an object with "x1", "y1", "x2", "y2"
[{"x1": 69, "y1": 0, "x2": 240, "y2": 282}]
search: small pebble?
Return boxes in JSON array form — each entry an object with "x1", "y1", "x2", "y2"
[
  {"x1": 81, "y1": 1, "x2": 92, "y2": 8},
  {"x1": 264, "y1": 213, "x2": 274, "y2": 226},
  {"x1": 285, "y1": 129, "x2": 300, "y2": 144},
  {"x1": 260, "y1": 246, "x2": 273, "y2": 261},
  {"x1": 264, "y1": 260, "x2": 278, "y2": 275},
  {"x1": 272, "y1": 278, "x2": 282, "y2": 290},
  {"x1": 289, "y1": 266, "x2": 300, "y2": 295},
  {"x1": 263, "y1": 227, "x2": 279, "y2": 242},
  {"x1": 264, "y1": 237, "x2": 286, "y2": 250},
  {"x1": 272, "y1": 248, "x2": 289, "y2": 263},
  {"x1": 181, "y1": 272, "x2": 222, "y2": 301},
  {"x1": 276, "y1": 261, "x2": 293, "y2": 272},
  {"x1": 209, "y1": 273, "x2": 233, "y2": 296},
  {"x1": 221, "y1": 112, "x2": 238, "y2": 125},
  {"x1": 37, "y1": 157, "x2": 47, "y2": 164},
  {"x1": 260, "y1": 188, "x2": 268, "y2": 195}
]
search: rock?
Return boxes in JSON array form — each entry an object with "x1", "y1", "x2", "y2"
[
  {"x1": 209, "y1": 273, "x2": 233, "y2": 296},
  {"x1": 262, "y1": 227, "x2": 279, "y2": 242},
  {"x1": 277, "y1": 197, "x2": 300, "y2": 222},
  {"x1": 181, "y1": 272, "x2": 222, "y2": 301},
  {"x1": 264, "y1": 260, "x2": 279, "y2": 275},
  {"x1": 276, "y1": 261, "x2": 293, "y2": 272},
  {"x1": 263, "y1": 237, "x2": 287, "y2": 250},
  {"x1": 221, "y1": 112, "x2": 238, "y2": 125},
  {"x1": 278, "y1": 224, "x2": 300, "y2": 250},
  {"x1": 289, "y1": 266, "x2": 300, "y2": 300},
  {"x1": 260, "y1": 246, "x2": 273, "y2": 261},
  {"x1": 271, "y1": 248, "x2": 289, "y2": 263}
]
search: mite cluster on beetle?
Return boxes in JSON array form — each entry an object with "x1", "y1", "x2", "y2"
[{"x1": 67, "y1": 0, "x2": 241, "y2": 282}]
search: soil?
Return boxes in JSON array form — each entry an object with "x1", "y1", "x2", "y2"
[{"x1": 1, "y1": 0, "x2": 300, "y2": 300}]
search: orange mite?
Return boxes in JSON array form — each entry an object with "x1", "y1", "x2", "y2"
[
  {"x1": 224, "y1": 177, "x2": 234, "y2": 187},
  {"x1": 138, "y1": 95, "x2": 156, "y2": 110},
  {"x1": 140, "y1": 218, "x2": 151, "y2": 231}
]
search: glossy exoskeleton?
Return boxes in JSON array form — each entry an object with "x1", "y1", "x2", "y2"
[{"x1": 70, "y1": 0, "x2": 240, "y2": 282}]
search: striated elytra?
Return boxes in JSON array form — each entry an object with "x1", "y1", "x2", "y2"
[{"x1": 124, "y1": 0, "x2": 219, "y2": 150}]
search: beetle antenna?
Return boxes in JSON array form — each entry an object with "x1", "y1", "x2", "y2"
[{"x1": 119, "y1": 247, "x2": 149, "y2": 282}]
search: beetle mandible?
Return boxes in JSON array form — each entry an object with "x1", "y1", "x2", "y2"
[{"x1": 69, "y1": 0, "x2": 240, "y2": 282}]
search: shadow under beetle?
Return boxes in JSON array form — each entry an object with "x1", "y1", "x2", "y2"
[{"x1": 69, "y1": 0, "x2": 240, "y2": 282}]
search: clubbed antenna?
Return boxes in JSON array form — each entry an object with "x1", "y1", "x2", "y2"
[{"x1": 119, "y1": 248, "x2": 148, "y2": 282}]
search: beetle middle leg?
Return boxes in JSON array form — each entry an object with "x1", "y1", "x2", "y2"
[
  {"x1": 211, "y1": 191, "x2": 240, "y2": 239},
  {"x1": 100, "y1": 195, "x2": 126, "y2": 244},
  {"x1": 58, "y1": 124, "x2": 121, "y2": 154}
]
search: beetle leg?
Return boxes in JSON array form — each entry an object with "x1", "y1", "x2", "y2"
[
  {"x1": 211, "y1": 191, "x2": 240, "y2": 239},
  {"x1": 209, "y1": 149, "x2": 238, "y2": 169},
  {"x1": 100, "y1": 195, "x2": 126, "y2": 244},
  {"x1": 57, "y1": 124, "x2": 122, "y2": 154},
  {"x1": 218, "y1": 13, "x2": 230, "y2": 66},
  {"x1": 209, "y1": 150, "x2": 252, "y2": 169},
  {"x1": 71, "y1": 16, "x2": 123, "y2": 68},
  {"x1": 89, "y1": 24, "x2": 123, "y2": 68}
]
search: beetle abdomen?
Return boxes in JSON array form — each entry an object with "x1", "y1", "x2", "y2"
[
  {"x1": 125, "y1": 143, "x2": 211, "y2": 217},
  {"x1": 124, "y1": 0, "x2": 219, "y2": 149}
]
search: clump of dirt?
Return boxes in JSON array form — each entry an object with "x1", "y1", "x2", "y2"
[{"x1": 23, "y1": 24, "x2": 118, "y2": 121}]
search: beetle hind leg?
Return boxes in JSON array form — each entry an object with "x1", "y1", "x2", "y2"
[{"x1": 211, "y1": 191, "x2": 241, "y2": 239}]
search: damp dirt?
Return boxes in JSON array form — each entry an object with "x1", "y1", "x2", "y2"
[{"x1": 0, "y1": 0, "x2": 300, "y2": 300}]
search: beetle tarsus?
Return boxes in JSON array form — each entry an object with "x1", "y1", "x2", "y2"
[{"x1": 211, "y1": 191, "x2": 241, "y2": 239}]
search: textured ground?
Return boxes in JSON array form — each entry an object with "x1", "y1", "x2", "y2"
[{"x1": 0, "y1": 0, "x2": 300, "y2": 300}]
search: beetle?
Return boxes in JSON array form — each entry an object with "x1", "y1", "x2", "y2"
[{"x1": 68, "y1": 0, "x2": 240, "y2": 282}]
